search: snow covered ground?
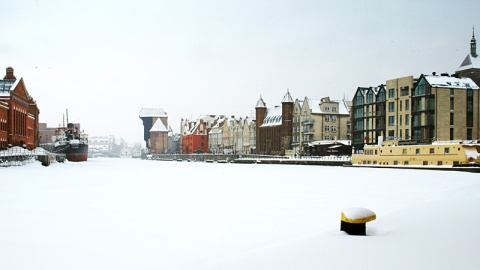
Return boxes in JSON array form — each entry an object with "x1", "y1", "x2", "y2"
[{"x1": 1, "y1": 158, "x2": 479, "y2": 270}]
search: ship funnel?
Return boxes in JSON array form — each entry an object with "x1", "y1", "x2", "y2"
[{"x1": 378, "y1": 136, "x2": 383, "y2": 146}]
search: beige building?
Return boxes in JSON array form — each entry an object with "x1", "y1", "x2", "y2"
[
  {"x1": 385, "y1": 76, "x2": 414, "y2": 140},
  {"x1": 293, "y1": 96, "x2": 351, "y2": 155},
  {"x1": 412, "y1": 74, "x2": 479, "y2": 141},
  {"x1": 221, "y1": 116, "x2": 236, "y2": 154}
]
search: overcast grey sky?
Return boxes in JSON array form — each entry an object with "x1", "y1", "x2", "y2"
[{"x1": 1, "y1": 0, "x2": 479, "y2": 145}]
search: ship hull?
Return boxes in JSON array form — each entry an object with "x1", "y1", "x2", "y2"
[{"x1": 54, "y1": 143, "x2": 88, "y2": 162}]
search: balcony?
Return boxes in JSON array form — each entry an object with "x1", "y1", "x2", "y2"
[
  {"x1": 303, "y1": 119, "x2": 315, "y2": 125},
  {"x1": 303, "y1": 130, "x2": 315, "y2": 135}
]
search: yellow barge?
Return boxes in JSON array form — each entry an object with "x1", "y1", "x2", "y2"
[{"x1": 351, "y1": 140, "x2": 480, "y2": 171}]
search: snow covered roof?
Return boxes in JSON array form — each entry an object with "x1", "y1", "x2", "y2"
[
  {"x1": 260, "y1": 106, "x2": 282, "y2": 127},
  {"x1": 303, "y1": 97, "x2": 350, "y2": 115},
  {"x1": 255, "y1": 96, "x2": 266, "y2": 108},
  {"x1": 308, "y1": 140, "x2": 351, "y2": 146},
  {"x1": 340, "y1": 99, "x2": 351, "y2": 114},
  {"x1": 457, "y1": 54, "x2": 480, "y2": 72},
  {"x1": 424, "y1": 75, "x2": 478, "y2": 90},
  {"x1": 307, "y1": 98, "x2": 322, "y2": 114},
  {"x1": 139, "y1": 108, "x2": 167, "y2": 118},
  {"x1": 150, "y1": 119, "x2": 168, "y2": 132},
  {"x1": 282, "y1": 90, "x2": 293, "y2": 103}
]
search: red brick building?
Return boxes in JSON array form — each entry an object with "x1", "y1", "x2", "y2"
[
  {"x1": 0, "y1": 67, "x2": 40, "y2": 150},
  {"x1": 182, "y1": 119, "x2": 208, "y2": 154},
  {"x1": 255, "y1": 90, "x2": 293, "y2": 155}
]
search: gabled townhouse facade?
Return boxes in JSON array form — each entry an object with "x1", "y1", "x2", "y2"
[
  {"x1": 181, "y1": 115, "x2": 223, "y2": 154},
  {"x1": 240, "y1": 117, "x2": 255, "y2": 154},
  {"x1": 221, "y1": 116, "x2": 237, "y2": 154},
  {"x1": 182, "y1": 118, "x2": 208, "y2": 154},
  {"x1": 208, "y1": 117, "x2": 225, "y2": 154}
]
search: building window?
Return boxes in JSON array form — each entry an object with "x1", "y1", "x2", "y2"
[
  {"x1": 399, "y1": 115, "x2": 403, "y2": 126},
  {"x1": 450, "y1": 97, "x2": 454, "y2": 110},
  {"x1": 450, "y1": 113, "x2": 454, "y2": 125},
  {"x1": 445, "y1": 147, "x2": 450, "y2": 154},
  {"x1": 325, "y1": 115, "x2": 330, "y2": 122},
  {"x1": 325, "y1": 126, "x2": 330, "y2": 132},
  {"x1": 438, "y1": 161, "x2": 443, "y2": 165},
  {"x1": 332, "y1": 126, "x2": 337, "y2": 132},
  {"x1": 402, "y1": 149, "x2": 407, "y2": 155},
  {"x1": 400, "y1": 100, "x2": 403, "y2": 111},
  {"x1": 450, "y1": 88, "x2": 454, "y2": 96},
  {"x1": 389, "y1": 88, "x2": 395, "y2": 98},
  {"x1": 378, "y1": 89, "x2": 386, "y2": 101},
  {"x1": 405, "y1": 100, "x2": 410, "y2": 111},
  {"x1": 405, "y1": 129, "x2": 410, "y2": 140},
  {"x1": 325, "y1": 106, "x2": 330, "y2": 111},
  {"x1": 388, "y1": 116, "x2": 395, "y2": 126},
  {"x1": 388, "y1": 102, "x2": 395, "y2": 112},
  {"x1": 325, "y1": 136, "x2": 330, "y2": 140},
  {"x1": 332, "y1": 107, "x2": 337, "y2": 112},
  {"x1": 467, "y1": 128, "x2": 473, "y2": 140},
  {"x1": 429, "y1": 148, "x2": 434, "y2": 154},
  {"x1": 416, "y1": 148, "x2": 420, "y2": 154},
  {"x1": 401, "y1": 86, "x2": 409, "y2": 96},
  {"x1": 332, "y1": 115, "x2": 337, "y2": 122}
]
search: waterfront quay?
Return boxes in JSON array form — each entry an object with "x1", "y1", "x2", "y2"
[{"x1": 146, "y1": 153, "x2": 350, "y2": 166}]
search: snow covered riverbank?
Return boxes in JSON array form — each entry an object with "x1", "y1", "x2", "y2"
[{"x1": 1, "y1": 158, "x2": 479, "y2": 270}]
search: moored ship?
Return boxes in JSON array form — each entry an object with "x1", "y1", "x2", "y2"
[
  {"x1": 52, "y1": 123, "x2": 89, "y2": 162},
  {"x1": 351, "y1": 138, "x2": 480, "y2": 172}
]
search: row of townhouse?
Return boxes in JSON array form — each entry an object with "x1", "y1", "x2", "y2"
[
  {"x1": 351, "y1": 30, "x2": 480, "y2": 152},
  {"x1": 175, "y1": 91, "x2": 352, "y2": 156},
  {"x1": 208, "y1": 116, "x2": 256, "y2": 154},
  {"x1": 180, "y1": 115, "x2": 256, "y2": 154}
]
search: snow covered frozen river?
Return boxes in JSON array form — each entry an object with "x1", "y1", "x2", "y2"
[{"x1": 1, "y1": 158, "x2": 479, "y2": 270}]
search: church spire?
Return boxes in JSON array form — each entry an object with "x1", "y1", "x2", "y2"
[{"x1": 471, "y1": 25, "x2": 477, "y2": 57}]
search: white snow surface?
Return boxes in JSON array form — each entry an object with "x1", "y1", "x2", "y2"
[{"x1": 1, "y1": 158, "x2": 480, "y2": 270}]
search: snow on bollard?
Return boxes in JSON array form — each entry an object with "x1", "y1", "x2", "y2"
[{"x1": 340, "y1": 207, "x2": 376, "y2": 236}]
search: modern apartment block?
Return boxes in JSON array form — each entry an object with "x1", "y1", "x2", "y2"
[
  {"x1": 351, "y1": 85, "x2": 387, "y2": 152},
  {"x1": 352, "y1": 74, "x2": 479, "y2": 152},
  {"x1": 411, "y1": 74, "x2": 478, "y2": 141}
]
